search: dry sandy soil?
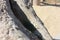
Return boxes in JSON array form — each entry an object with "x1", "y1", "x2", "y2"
[{"x1": 33, "y1": 5, "x2": 60, "y2": 39}]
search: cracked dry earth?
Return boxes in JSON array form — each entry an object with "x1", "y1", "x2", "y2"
[{"x1": 0, "y1": 0, "x2": 39, "y2": 40}]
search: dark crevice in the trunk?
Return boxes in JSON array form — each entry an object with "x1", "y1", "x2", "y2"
[
  {"x1": 9, "y1": 0, "x2": 44, "y2": 40},
  {"x1": 9, "y1": 0, "x2": 36, "y2": 33}
]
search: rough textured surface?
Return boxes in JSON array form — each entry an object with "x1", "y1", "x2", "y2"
[
  {"x1": 14, "y1": 0, "x2": 53, "y2": 40},
  {"x1": 0, "y1": 0, "x2": 54, "y2": 40},
  {"x1": 0, "y1": 0, "x2": 39, "y2": 40}
]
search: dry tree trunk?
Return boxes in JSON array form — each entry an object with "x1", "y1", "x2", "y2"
[
  {"x1": 0, "y1": 0, "x2": 39, "y2": 40},
  {"x1": 11, "y1": 0, "x2": 53, "y2": 40},
  {"x1": 0, "y1": 0, "x2": 53, "y2": 40}
]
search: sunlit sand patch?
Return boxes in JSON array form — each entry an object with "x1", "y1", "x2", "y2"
[{"x1": 33, "y1": 6, "x2": 60, "y2": 39}]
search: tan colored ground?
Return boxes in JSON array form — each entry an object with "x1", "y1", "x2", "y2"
[{"x1": 33, "y1": 6, "x2": 60, "y2": 39}]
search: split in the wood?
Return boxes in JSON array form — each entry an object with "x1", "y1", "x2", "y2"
[{"x1": 9, "y1": 0, "x2": 44, "y2": 40}]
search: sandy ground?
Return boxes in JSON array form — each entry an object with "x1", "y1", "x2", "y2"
[{"x1": 33, "y1": 5, "x2": 60, "y2": 39}]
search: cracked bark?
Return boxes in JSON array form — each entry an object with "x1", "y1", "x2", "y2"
[
  {"x1": 0, "y1": 0, "x2": 53, "y2": 40},
  {"x1": 9, "y1": 0, "x2": 53, "y2": 40},
  {"x1": 0, "y1": 0, "x2": 39, "y2": 40}
]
